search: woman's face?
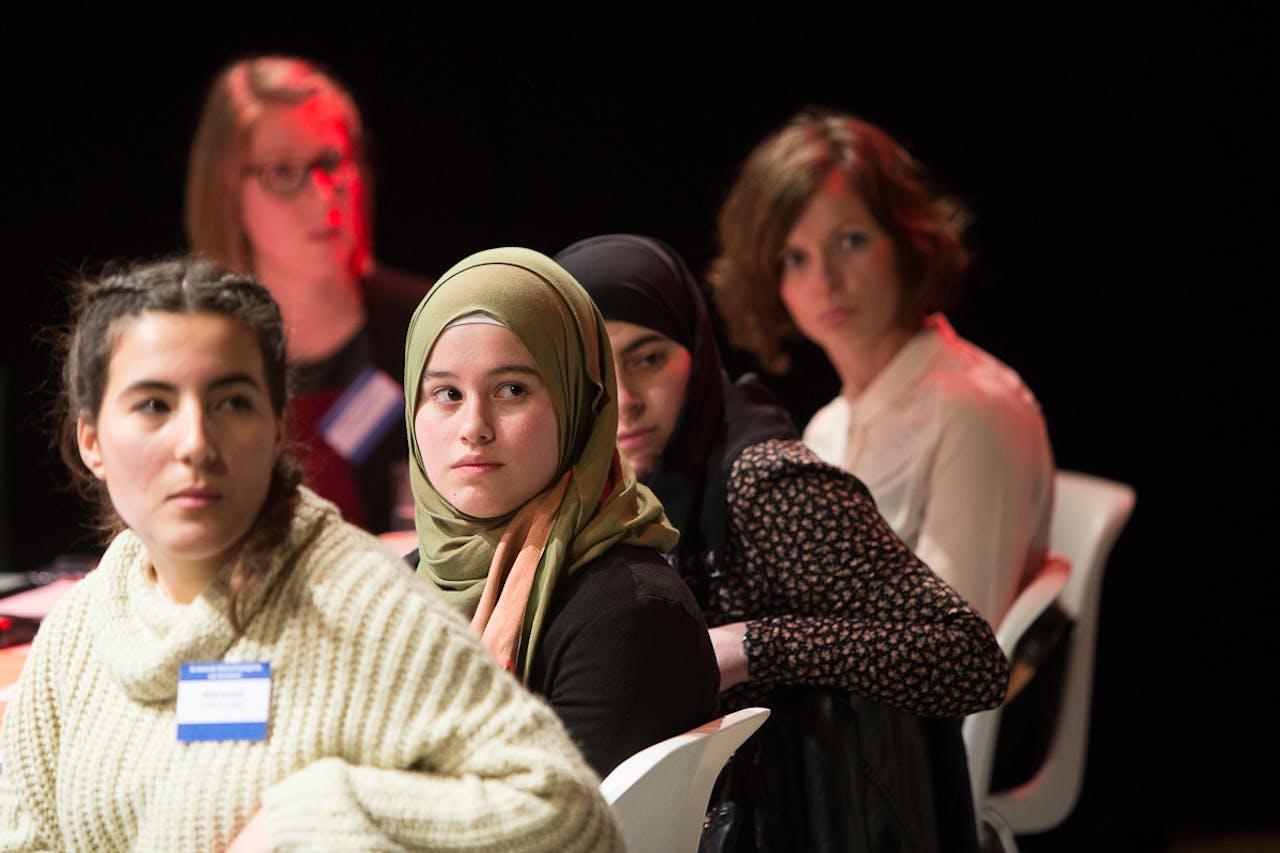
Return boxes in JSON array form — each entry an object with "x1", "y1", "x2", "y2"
[
  {"x1": 414, "y1": 322, "x2": 561, "y2": 518},
  {"x1": 777, "y1": 171, "x2": 905, "y2": 355},
  {"x1": 603, "y1": 320, "x2": 692, "y2": 479},
  {"x1": 76, "y1": 311, "x2": 282, "y2": 581},
  {"x1": 239, "y1": 96, "x2": 363, "y2": 288}
]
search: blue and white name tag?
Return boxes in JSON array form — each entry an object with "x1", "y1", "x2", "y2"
[
  {"x1": 318, "y1": 367, "x2": 404, "y2": 465},
  {"x1": 176, "y1": 662, "x2": 272, "y2": 743}
]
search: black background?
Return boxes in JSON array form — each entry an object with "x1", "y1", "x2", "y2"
[{"x1": 3, "y1": 5, "x2": 1275, "y2": 848}]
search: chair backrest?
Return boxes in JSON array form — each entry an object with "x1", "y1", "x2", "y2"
[
  {"x1": 963, "y1": 553, "x2": 1071, "y2": 811},
  {"x1": 600, "y1": 706, "x2": 770, "y2": 853},
  {"x1": 986, "y1": 470, "x2": 1135, "y2": 834}
]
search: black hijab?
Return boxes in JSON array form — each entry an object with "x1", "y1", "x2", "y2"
[{"x1": 555, "y1": 234, "x2": 797, "y2": 599}]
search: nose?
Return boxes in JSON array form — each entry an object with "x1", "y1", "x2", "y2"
[
  {"x1": 176, "y1": 404, "x2": 217, "y2": 468},
  {"x1": 459, "y1": 398, "x2": 495, "y2": 446},
  {"x1": 819, "y1": 253, "x2": 843, "y2": 294},
  {"x1": 616, "y1": 373, "x2": 644, "y2": 419}
]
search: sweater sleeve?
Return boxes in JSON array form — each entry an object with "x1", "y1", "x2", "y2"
[
  {"x1": 723, "y1": 439, "x2": 1009, "y2": 718},
  {"x1": 261, "y1": 596, "x2": 623, "y2": 852}
]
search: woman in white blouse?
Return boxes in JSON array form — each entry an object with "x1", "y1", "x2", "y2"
[{"x1": 709, "y1": 109, "x2": 1055, "y2": 627}]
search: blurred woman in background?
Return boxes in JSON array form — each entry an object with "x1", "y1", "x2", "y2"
[
  {"x1": 710, "y1": 109, "x2": 1055, "y2": 628},
  {"x1": 187, "y1": 55, "x2": 427, "y2": 533}
]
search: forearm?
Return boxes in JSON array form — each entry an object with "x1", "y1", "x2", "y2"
[
  {"x1": 264, "y1": 755, "x2": 621, "y2": 852},
  {"x1": 268, "y1": 586, "x2": 625, "y2": 852},
  {"x1": 744, "y1": 612, "x2": 1008, "y2": 717},
  {"x1": 709, "y1": 622, "x2": 749, "y2": 691},
  {"x1": 721, "y1": 441, "x2": 1009, "y2": 715}
]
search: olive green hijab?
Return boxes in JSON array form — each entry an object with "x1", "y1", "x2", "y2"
[{"x1": 405, "y1": 247, "x2": 677, "y2": 681}]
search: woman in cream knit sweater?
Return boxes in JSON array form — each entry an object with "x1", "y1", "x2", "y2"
[{"x1": 0, "y1": 257, "x2": 621, "y2": 852}]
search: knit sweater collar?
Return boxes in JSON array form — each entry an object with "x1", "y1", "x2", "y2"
[{"x1": 91, "y1": 488, "x2": 332, "y2": 703}]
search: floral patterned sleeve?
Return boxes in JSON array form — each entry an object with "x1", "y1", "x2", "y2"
[{"x1": 713, "y1": 439, "x2": 1009, "y2": 718}]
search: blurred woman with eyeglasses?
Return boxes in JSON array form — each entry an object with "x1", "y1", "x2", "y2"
[{"x1": 186, "y1": 55, "x2": 428, "y2": 534}]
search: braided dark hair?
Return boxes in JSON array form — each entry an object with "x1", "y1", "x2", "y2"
[{"x1": 57, "y1": 256, "x2": 302, "y2": 632}]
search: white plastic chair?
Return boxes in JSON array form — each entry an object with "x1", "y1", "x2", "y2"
[
  {"x1": 964, "y1": 470, "x2": 1135, "y2": 851},
  {"x1": 599, "y1": 706, "x2": 770, "y2": 853},
  {"x1": 963, "y1": 552, "x2": 1071, "y2": 813}
]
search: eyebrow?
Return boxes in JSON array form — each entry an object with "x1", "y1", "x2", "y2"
[
  {"x1": 254, "y1": 144, "x2": 344, "y2": 162},
  {"x1": 120, "y1": 373, "x2": 263, "y2": 395},
  {"x1": 620, "y1": 333, "x2": 670, "y2": 356},
  {"x1": 421, "y1": 364, "x2": 543, "y2": 381}
]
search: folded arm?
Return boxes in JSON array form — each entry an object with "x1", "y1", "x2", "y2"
[
  {"x1": 263, "y1": 604, "x2": 624, "y2": 852},
  {"x1": 721, "y1": 440, "x2": 1009, "y2": 717}
]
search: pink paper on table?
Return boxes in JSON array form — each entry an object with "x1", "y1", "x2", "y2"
[
  {"x1": 0, "y1": 644, "x2": 30, "y2": 700},
  {"x1": 0, "y1": 578, "x2": 80, "y2": 620}
]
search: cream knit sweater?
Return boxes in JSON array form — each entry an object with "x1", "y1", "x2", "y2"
[{"x1": 0, "y1": 488, "x2": 622, "y2": 852}]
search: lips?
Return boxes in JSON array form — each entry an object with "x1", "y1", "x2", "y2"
[
  {"x1": 617, "y1": 426, "x2": 655, "y2": 450},
  {"x1": 169, "y1": 487, "x2": 222, "y2": 509},
  {"x1": 309, "y1": 226, "x2": 344, "y2": 242},
  {"x1": 452, "y1": 458, "x2": 503, "y2": 475},
  {"x1": 818, "y1": 306, "x2": 854, "y2": 326}
]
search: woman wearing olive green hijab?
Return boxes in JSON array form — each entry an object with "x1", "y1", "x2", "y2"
[{"x1": 404, "y1": 247, "x2": 719, "y2": 776}]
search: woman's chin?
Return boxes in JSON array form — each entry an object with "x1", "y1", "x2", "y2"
[{"x1": 625, "y1": 453, "x2": 658, "y2": 479}]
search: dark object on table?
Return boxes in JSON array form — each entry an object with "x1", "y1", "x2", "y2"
[{"x1": 0, "y1": 614, "x2": 40, "y2": 648}]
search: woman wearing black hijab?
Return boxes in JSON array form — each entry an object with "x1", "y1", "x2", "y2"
[{"x1": 556, "y1": 234, "x2": 1008, "y2": 852}]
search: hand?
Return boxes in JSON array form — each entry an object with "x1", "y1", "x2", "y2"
[
  {"x1": 226, "y1": 808, "x2": 270, "y2": 853},
  {"x1": 708, "y1": 622, "x2": 750, "y2": 692}
]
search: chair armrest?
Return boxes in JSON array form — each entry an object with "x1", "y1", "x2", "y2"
[{"x1": 995, "y1": 553, "x2": 1070, "y2": 656}]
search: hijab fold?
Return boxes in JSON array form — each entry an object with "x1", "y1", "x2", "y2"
[{"x1": 405, "y1": 247, "x2": 676, "y2": 680}]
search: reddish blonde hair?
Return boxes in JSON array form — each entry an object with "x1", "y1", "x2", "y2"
[{"x1": 185, "y1": 56, "x2": 372, "y2": 276}]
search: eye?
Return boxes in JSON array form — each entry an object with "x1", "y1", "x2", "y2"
[
  {"x1": 266, "y1": 162, "x2": 306, "y2": 190},
  {"x1": 838, "y1": 231, "x2": 869, "y2": 250},
  {"x1": 495, "y1": 382, "x2": 527, "y2": 400},
  {"x1": 631, "y1": 349, "x2": 669, "y2": 371},
  {"x1": 216, "y1": 394, "x2": 256, "y2": 413},
  {"x1": 314, "y1": 149, "x2": 346, "y2": 175},
  {"x1": 133, "y1": 398, "x2": 169, "y2": 415},
  {"x1": 429, "y1": 386, "x2": 463, "y2": 404},
  {"x1": 779, "y1": 248, "x2": 806, "y2": 273}
]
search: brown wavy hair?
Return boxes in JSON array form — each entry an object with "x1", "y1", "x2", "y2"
[
  {"x1": 709, "y1": 109, "x2": 970, "y2": 372},
  {"x1": 57, "y1": 256, "x2": 303, "y2": 632},
  {"x1": 185, "y1": 55, "x2": 372, "y2": 277}
]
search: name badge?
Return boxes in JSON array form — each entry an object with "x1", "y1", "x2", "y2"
[
  {"x1": 176, "y1": 662, "x2": 272, "y2": 742},
  {"x1": 318, "y1": 367, "x2": 404, "y2": 465}
]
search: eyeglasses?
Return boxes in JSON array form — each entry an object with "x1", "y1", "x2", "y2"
[{"x1": 242, "y1": 149, "x2": 359, "y2": 198}]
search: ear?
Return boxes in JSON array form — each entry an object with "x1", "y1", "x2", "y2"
[{"x1": 76, "y1": 416, "x2": 107, "y2": 480}]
